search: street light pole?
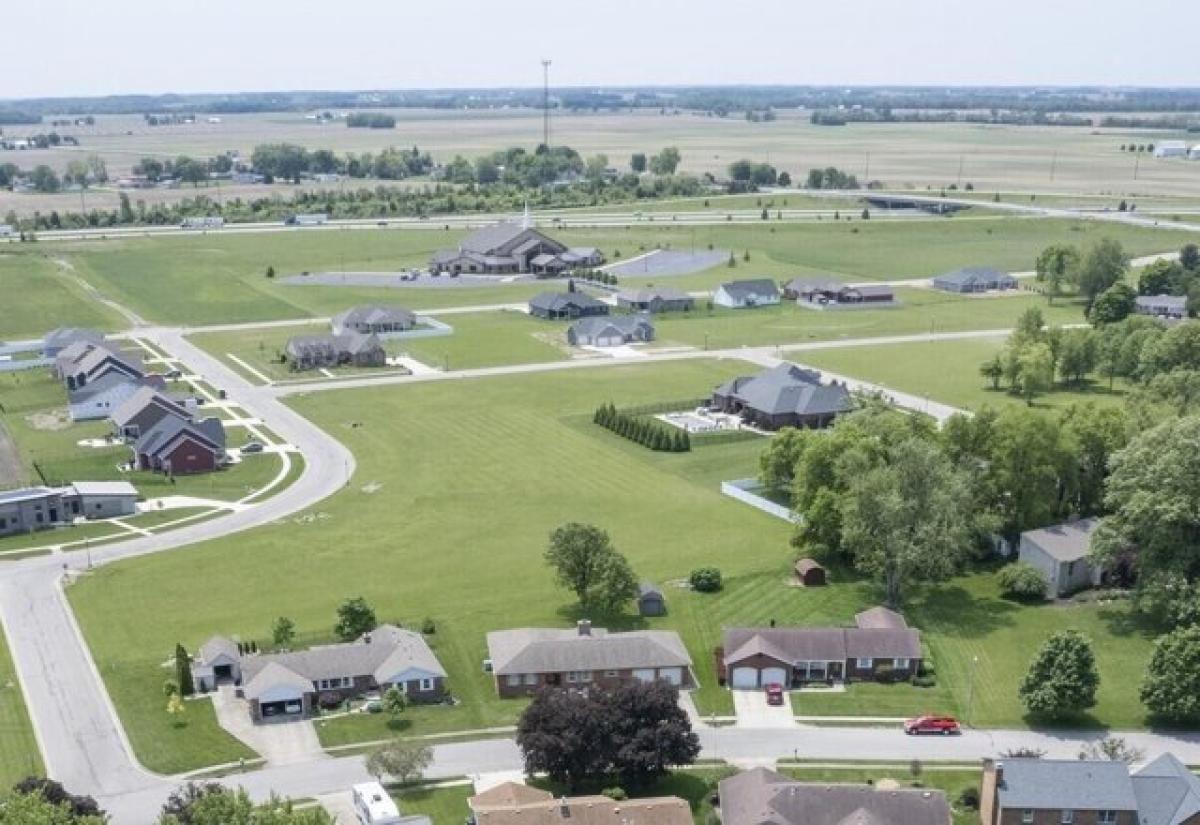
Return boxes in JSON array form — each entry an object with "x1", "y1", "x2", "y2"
[{"x1": 966, "y1": 654, "x2": 979, "y2": 727}]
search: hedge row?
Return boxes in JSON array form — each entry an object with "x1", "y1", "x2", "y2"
[{"x1": 594, "y1": 403, "x2": 690, "y2": 452}]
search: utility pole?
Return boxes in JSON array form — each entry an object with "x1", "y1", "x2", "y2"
[
  {"x1": 956, "y1": 154, "x2": 965, "y2": 188},
  {"x1": 1049, "y1": 150, "x2": 1058, "y2": 182},
  {"x1": 541, "y1": 59, "x2": 552, "y2": 149},
  {"x1": 864, "y1": 151, "x2": 871, "y2": 183}
]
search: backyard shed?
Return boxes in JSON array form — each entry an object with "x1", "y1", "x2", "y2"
[
  {"x1": 794, "y1": 558, "x2": 827, "y2": 586},
  {"x1": 638, "y1": 583, "x2": 667, "y2": 616}
]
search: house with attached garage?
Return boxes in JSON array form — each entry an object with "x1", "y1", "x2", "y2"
[
  {"x1": 486, "y1": 620, "x2": 694, "y2": 698},
  {"x1": 68, "y1": 373, "x2": 165, "y2": 422},
  {"x1": 566, "y1": 314, "x2": 654, "y2": 347},
  {"x1": 615, "y1": 286, "x2": 695, "y2": 314},
  {"x1": 193, "y1": 624, "x2": 447, "y2": 721},
  {"x1": 981, "y1": 753, "x2": 1200, "y2": 825},
  {"x1": 719, "y1": 767, "x2": 951, "y2": 825},
  {"x1": 722, "y1": 607, "x2": 921, "y2": 688},
  {"x1": 283, "y1": 333, "x2": 386, "y2": 371},
  {"x1": 331, "y1": 305, "x2": 416, "y2": 337},
  {"x1": 711, "y1": 362, "x2": 853, "y2": 430},
  {"x1": 1018, "y1": 518, "x2": 1102, "y2": 597},
  {"x1": 42, "y1": 327, "x2": 104, "y2": 358},
  {"x1": 55, "y1": 342, "x2": 145, "y2": 391},
  {"x1": 932, "y1": 266, "x2": 1018, "y2": 293},
  {"x1": 110, "y1": 386, "x2": 194, "y2": 439},
  {"x1": 528, "y1": 291, "x2": 609, "y2": 320},
  {"x1": 714, "y1": 278, "x2": 781, "y2": 308},
  {"x1": 134, "y1": 416, "x2": 226, "y2": 474}
]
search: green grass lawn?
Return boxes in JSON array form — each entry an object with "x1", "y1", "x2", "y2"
[
  {"x1": 0, "y1": 623, "x2": 42, "y2": 786},
  {"x1": 799, "y1": 338, "x2": 1130, "y2": 412},
  {"x1": 0, "y1": 253, "x2": 126, "y2": 339},
  {"x1": 68, "y1": 360, "x2": 1166, "y2": 773},
  {"x1": 782, "y1": 767, "x2": 981, "y2": 825},
  {"x1": 187, "y1": 310, "x2": 568, "y2": 383},
  {"x1": 390, "y1": 784, "x2": 474, "y2": 825},
  {"x1": 652, "y1": 289, "x2": 1086, "y2": 351}
]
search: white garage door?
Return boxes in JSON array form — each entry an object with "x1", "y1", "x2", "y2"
[
  {"x1": 659, "y1": 667, "x2": 683, "y2": 686},
  {"x1": 762, "y1": 667, "x2": 787, "y2": 687},
  {"x1": 632, "y1": 668, "x2": 656, "y2": 683},
  {"x1": 731, "y1": 667, "x2": 759, "y2": 689}
]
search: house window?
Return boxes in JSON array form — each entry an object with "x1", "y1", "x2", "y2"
[
  {"x1": 1062, "y1": 810, "x2": 1074, "y2": 825},
  {"x1": 565, "y1": 671, "x2": 577, "y2": 683},
  {"x1": 318, "y1": 677, "x2": 352, "y2": 690},
  {"x1": 577, "y1": 671, "x2": 592, "y2": 683},
  {"x1": 604, "y1": 670, "x2": 619, "y2": 678},
  {"x1": 1067, "y1": 561, "x2": 1076, "y2": 576},
  {"x1": 419, "y1": 678, "x2": 434, "y2": 692},
  {"x1": 523, "y1": 674, "x2": 538, "y2": 686},
  {"x1": 895, "y1": 658, "x2": 910, "y2": 670},
  {"x1": 1098, "y1": 812, "x2": 1117, "y2": 825},
  {"x1": 856, "y1": 658, "x2": 873, "y2": 669},
  {"x1": 506, "y1": 674, "x2": 521, "y2": 687},
  {"x1": 394, "y1": 681, "x2": 407, "y2": 693},
  {"x1": 1022, "y1": 812, "x2": 1033, "y2": 825}
]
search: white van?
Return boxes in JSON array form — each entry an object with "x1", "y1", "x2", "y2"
[{"x1": 352, "y1": 782, "x2": 402, "y2": 825}]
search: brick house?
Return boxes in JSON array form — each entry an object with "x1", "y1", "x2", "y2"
[
  {"x1": 711, "y1": 362, "x2": 853, "y2": 431},
  {"x1": 134, "y1": 416, "x2": 226, "y2": 474},
  {"x1": 486, "y1": 621, "x2": 694, "y2": 698}
]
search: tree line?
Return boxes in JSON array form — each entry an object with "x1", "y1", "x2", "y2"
[{"x1": 594, "y1": 403, "x2": 691, "y2": 452}]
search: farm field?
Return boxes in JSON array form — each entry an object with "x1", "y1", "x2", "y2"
[
  {"x1": 5, "y1": 216, "x2": 1184, "y2": 333},
  {"x1": 69, "y1": 359, "x2": 1164, "y2": 773},
  {"x1": 799, "y1": 338, "x2": 1131, "y2": 412},
  {"x1": 0, "y1": 254, "x2": 126, "y2": 340},
  {"x1": 7, "y1": 110, "x2": 1200, "y2": 206},
  {"x1": 187, "y1": 309, "x2": 569, "y2": 382},
  {"x1": 0, "y1": 623, "x2": 42, "y2": 787}
]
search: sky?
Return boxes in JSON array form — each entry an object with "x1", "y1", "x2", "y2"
[{"x1": 6, "y1": 0, "x2": 1199, "y2": 99}]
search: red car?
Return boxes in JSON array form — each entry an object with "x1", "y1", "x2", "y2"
[
  {"x1": 765, "y1": 683, "x2": 785, "y2": 706},
  {"x1": 904, "y1": 715, "x2": 960, "y2": 735}
]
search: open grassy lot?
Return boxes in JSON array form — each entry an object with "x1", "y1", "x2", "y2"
[
  {"x1": 0, "y1": 253, "x2": 125, "y2": 340},
  {"x1": 0, "y1": 623, "x2": 42, "y2": 786},
  {"x1": 799, "y1": 338, "x2": 1130, "y2": 412},
  {"x1": 390, "y1": 784, "x2": 474, "y2": 825},
  {"x1": 187, "y1": 310, "x2": 568, "y2": 382},
  {"x1": 70, "y1": 359, "x2": 1166, "y2": 772}
]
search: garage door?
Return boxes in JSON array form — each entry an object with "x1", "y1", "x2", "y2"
[
  {"x1": 632, "y1": 668, "x2": 656, "y2": 683},
  {"x1": 731, "y1": 667, "x2": 759, "y2": 689},
  {"x1": 260, "y1": 700, "x2": 302, "y2": 718},
  {"x1": 659, "y1": 667, "x2": 683, "y2": 686},
  {"x1": 762, "y1": 667, "x2": 787, "y2": 686}
]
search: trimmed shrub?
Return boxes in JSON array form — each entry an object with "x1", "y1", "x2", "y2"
[
  {"x1": 997, "y1": 562, "x2": 1048, "y2": 601},
  {"x1": 601, "y1": 787, "x2": 627, "y2": 801},
  {"x1": 690, "y1": 567, "x2": 723, "y2": 593}
]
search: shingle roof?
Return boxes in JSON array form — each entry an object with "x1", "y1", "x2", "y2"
[
  {"x1": 333, "y1": 305, "x2": 416, "y2": 331},
  {"x1": 933, "y1": 267, "x2": 1015, "y2": 287},
  {"x1": 68, "y1": 372, "x2": 141, "y2": 404},
  {"x1": 529, "y1": 291, "x2": 607, "y2": 313},
  {"x1": 67, "y1": 344, "x2": 144, "y2": 381},
  {"x1": 472, "y1": 794, "x2": 691, "y2": 825},
  {"x1": 719, "y1": 768, "x2": 951, "y2": 825},
  {"x1": 616, "y1": 286, "x2": 692, "y2": 304},
  {"x1": 854, "y1": 606, "x2": 908, "y2": 630},
  {"x1": 135, "y1": 416, "x2": 224, "y2": 459},
  {"x1": 1137, "y1": 294, "x2": 1187, "y2": 310},
  {"x1": 199, "y1": 636, "x2": 240, "y2": 664},
  {"x1": 1132, "y1": 752, "x2": 1200, "y2": 825},
  {"x1": 724, "y1": 626, "x2": 921, "y2": 666},
  {"x1": 286, "y1": 332, "x2": 383, "y2": 358},
  {"x1": 470, "y1": 783, "x2": 553, "y2": 810},
  {"x1": 243, "y1": 662, "x2": 313, "y2": 701},
  {"x1": 996, "y1": 759, "x2": 1137, "y2": 811},
  {"x1": 44, "y1": 327, "x2": 103, "y2": 350},
  {"x1": 784, "y1": 278, "x2": 844, "y2": 294},
  {"x1": 0, "y1": 486, "x2": 59, "y2": 505},
  {"x1": 110, "y1": 386, "x2": 190, "y2": 429},
  {"x1": 719, "y1": 278, "x2": 781, "y2": 301},
  {"x1": 1021, "y1": 518, "x2": 1098, "y2": 563},
  {"x1": 486, "y1": 626, "x2": 692, "y2": 676},
  {"x1": 714, "y1": 363, "x2": 853, "y2": 418},
  {"x1": 569, "y1": 315, "x2": 653, "y2": 339}
]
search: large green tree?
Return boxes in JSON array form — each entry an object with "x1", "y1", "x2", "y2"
[
  {"x1": 333, "y1": 596, "x2": 377, "y2": 641},
  {"x1": 984, "y1": 407, "x2": 1077, "y2": 545},
  {"x1": 544, "y1": 523, "x2": 638, "y2": 613},
  {"x1": 1073, "y1": 238, "x2": 1129, "y2": 310},
  {"x1": 1141, "y1": 625, "x2": 1200, "y2": 723},
  {"x1": 1018, "y1": 630, "x2": 1099, "y2": 718},
  {"x1": 1035, "y1": 244, "x2": 1080, "y2": 304},
  {"x1": 839, "y1": 438, "x2": 975, "y2": 608}
]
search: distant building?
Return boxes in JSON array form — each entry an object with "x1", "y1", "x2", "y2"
[
  {"x1": 711, "y1": 363, "x2": 853, "y2": 430},
  {"x1": 932, "y1": 267, "x2": 1018, "y2": 293},
  {"x1": 430, "y1": 211, "x2": 604, "y2": 275},
  {"x1": 42, "y1": 327, "x2": 104, "y2": 358},
  {"x1": 55, "y1": 342, "x2": 144, "y2": 391},
  {"x1": 615, "y1": 286, "x2": 695, "y2": 313},
  {"x1": 784, "y1": 278, "x2": 895, "y2": 306},
  {"x1": 528, "y1": 291, "x2": 609, "y2": 320},
  {"x1": 567, "y1": 315, "x2": 654, "y2": 347},
  {"x1": 68, "y1": 374, "x2": 165, "y2": 422},
  {"x1": 60, "y1": 481, "x2": 139, "y2": 521},
  {"x1": 714, "y1": 279, "x2": 781, "y2": 308},
  {"x1": 284, "y1": 334, "x2": 386, "y2": 372},
  {"x1": 1154, "y1": 140, "x2": 1189, "y2": 158},
  {"x1": 1136, "y1": 294, "x2": 1187, "y2": 320},
  {"x1": 0, "y1": 481, "x2": 139, "y2": 537},
  {"x1": 1018, "y1": 518, "x2": 1102, "y2": 597},
  {"x1": 331, "y1": 305, "x2": 416, "y2": 337}
]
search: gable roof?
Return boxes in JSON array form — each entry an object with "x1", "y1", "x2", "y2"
[
  {"x1": 333, "y1": 305, "x2": 416, "y2": 330},
  {"x1": 472, "y1": 794, "x2": 691, "y2": 825},
  {"x1": 286, "y1": 332, "x2": 383, "y2": 358},
  {"x1": 0, "y1": 486, "x2": 60, "y2": 506},
  {"x1": 529, "y1": 291, "x2": 607, "y2": 313},
  {"x1": 719, "y1": 279, "x2": 781, "y2": 300},
  {"x1": 714, "y1": 363, "x2": 854, "y2": 418},
  {"x1": 784, "y1": 278, "x2": 844, "y2": 294},
  {"x1": 67, "y1": 344, "x2": 144, "y2": 381},
  {"x1": 135, "y1": 416, "x2": 225, "y2": 459},
  {"x1": 1132, "y1": 752, "x2": 1200, "y2": 825},
  {"x1": 1021, "y1": 518, "x2": 1099, "y2": 562},
  {"x1": 243, "y1": 661, "x2": 313, "y2": 701},
  {"x1": 933, "y1": 266, "x2": 1014, "y2": 287},
  {"x1": 487, "y1": 626, "x2": 692, "y2": 676},
  {"x1": 470, "y1": 783, "x2": 553, "y2": 810},
  {"x1": 724, "y1": 626, "x2": 922, "y2": 666},
  {"x1": 199, "y1": 635, "x2": 240, "y2": 664},
  {"x1": 111, "y1": 386, "x2": 191, "y2": 429},
  {"x1": 570, "y1": 315, "x2": 653, "y2": 338},
  {"x1": 461, "y1": 222, "x2": 534, "y2": 253},
  {"x1": 1136, "y1": 294, "x2": 1187, "y2": 310},
  {"x1": 68, "y1": 372, "x2": 144, "y2": 404},
  {"x1": 44, "y1": 327, "x2": 103, "y2": 350},
  {"x1": 996, "y1": 759, "x2": 1137, "y2": 811},
  {"x1": 616, "y1": 286, "x2": 693, "y2": 304},
  {"x1": 854, "y1": 606, "x2": 908, "y2": 630},
  {"x1": 719, "y1": 767, "x2": 951, "y2": 825}
]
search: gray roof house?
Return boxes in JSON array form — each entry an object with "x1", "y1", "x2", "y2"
[
  {"x1": 528, "y1": 291, "x2": 609, "y2": 320},
  {"x1": 932, "y1": 266, "x2": 1018, "y2": 293},
  {"x1": 43, "y1": 327, "x2": 104, "y2": 358},
  {"x1": 724, "y1": 609, "x2": 922, "y2": 688},
  {"x1": 711, "y1": 362, "x2": 853, "y2": 430},
  {"x1": 1136, "y1": 294, "x2": 1187, "y2": 320},
  {"x1": 284, "y1": 333, "x2": 386, "y2": 372},
  {"x1": 615, "y1": 287, "x2": 695, "y2": 314},
  {"x1": 68, "y1": 373, "x2": 164, "y2": 422},
  {"x1": 331, "y1": 305, "x2": 417, "y2": 337},
  {"x1": 980, "y1": 754, "x2": 1200, "y2": 825},
  {"x1": 197, "y1": 624, "x2": 447, "y2": 721},
  {"x1": 134, "y1": 416, "x2": 226, "y2": 474},
  {"x1": 719, "y1": 767, "x2": 951, "y2": 825},
  {"x1": 110, "y1": 386, "x2": 193, "y2": 439},
  {"x1": 781, "y1": 278, "x2": 845, "y2": 301},
  {"x1": 714, "y1": 278, "x2": 781, "y2": 308},
  {"x1": 566, "y1": 314, "x2": 654, "y2": 347},
  {"x1": 1017, "y1": 517, "x2": 1101, "y2": 597},
  {"x1": 486, "y1": 621, "x2": 694, "y2": 697},
  {"x1": 56, "y1": 342, "x2": 144, "y2": 391},
  {"x1": 0, "y1": 486, "x2": 66, "y2": 537},
  {"x1": 429, "y1": 217, "x2": 593, "y2": 275}
]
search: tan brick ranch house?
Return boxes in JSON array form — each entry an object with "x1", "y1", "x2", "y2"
[{"x1": 486, "y1": 620, "x2": 694, "y2": 698}]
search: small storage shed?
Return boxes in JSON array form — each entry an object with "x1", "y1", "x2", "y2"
[
  {"x1": 638, "y1": 582, "x2": 667, "y2": 616},
  {"x1": 794, "y1": 558, "x2": 827, "y2": 587}
]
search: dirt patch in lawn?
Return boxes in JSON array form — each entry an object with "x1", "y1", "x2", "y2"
[
  {"x1": 26, "y1": 409, "x2": 71, "y2": 431},
  {"x1": 0, "y1": 422, "x2": 24, "y2": 487}
]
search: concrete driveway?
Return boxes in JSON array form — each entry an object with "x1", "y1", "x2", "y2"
[
  {"x1": 732, "y1": 688, "x2": 796, "y2": 728},
  {"x1": 212, "y1": 685, "x2": 326, "y2": 766}
]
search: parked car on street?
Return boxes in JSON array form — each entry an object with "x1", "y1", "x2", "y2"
[
  {"x1": 903, "y1": 715, "x2": 960, "y2": 735},
  {"x1": 241, "y1": 441, "x2": 265, "y2": 454}
]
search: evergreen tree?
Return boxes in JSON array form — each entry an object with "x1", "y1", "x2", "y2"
[{"x1": 175, "y1": 643, "x2": 194, "y2": 696}]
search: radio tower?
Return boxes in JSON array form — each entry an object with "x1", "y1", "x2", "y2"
[{"x1": 541, "y1": 59, "x2": 552, "y2": 149}]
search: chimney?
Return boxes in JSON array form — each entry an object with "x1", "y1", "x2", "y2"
[{"x1": 577, "y1": 620, "x2": 592, "y2": 637}]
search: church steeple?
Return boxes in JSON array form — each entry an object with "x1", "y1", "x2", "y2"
[{"x1": 521, "y1": 200, "x2": 532, "y2": 229}]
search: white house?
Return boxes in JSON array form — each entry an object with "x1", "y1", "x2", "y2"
[
  {"x1": 1017, "y1": 518, "x2": 1101, "y2": 597},
  {"x1": 1154, "y1": 140, "x2": 1189, "y2": 158},
  {"x1": 713, "y1": 279, "x2": 781, "y2": 309}
]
